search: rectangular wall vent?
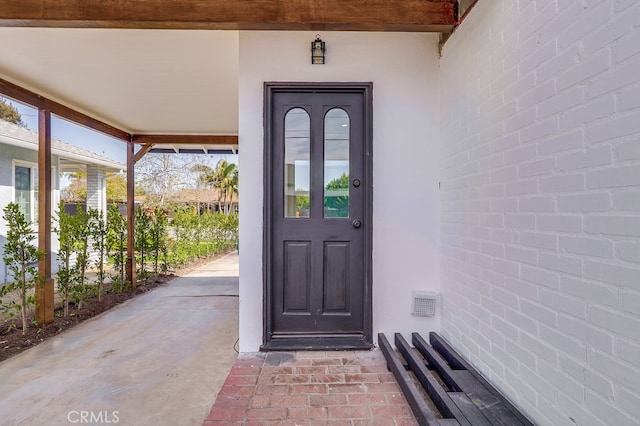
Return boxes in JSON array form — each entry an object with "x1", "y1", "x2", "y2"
[{"x1": 411, "y1": 291, "x2": 439, "y2": 317}]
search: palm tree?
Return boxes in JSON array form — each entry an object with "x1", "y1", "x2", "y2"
[
  {"x1": 194, "y1": 159, "x2": 238, "y2": 214},
  {"x1": 221, "y1": 165, "x2": 238, "y2": 214}
]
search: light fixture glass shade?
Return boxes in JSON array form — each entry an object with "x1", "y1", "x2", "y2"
[{"x1": 311, "y1": 35, "x2": 325, "y2": 64}]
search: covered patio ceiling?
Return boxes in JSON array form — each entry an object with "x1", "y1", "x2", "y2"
[
  {"x1": 0, "y1": 28, "x2": 240, "y2": 153},
  {"x1": 0, "y1": 0, "x2": 459, "y2": 154}
]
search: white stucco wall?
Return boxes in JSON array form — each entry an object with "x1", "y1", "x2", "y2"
[
  {"x1": 440, "y1": 1, "x2": 640, "y2": 425},
  {"x1": 238, "y1": 31, "x2": 441, "y2": 352}
]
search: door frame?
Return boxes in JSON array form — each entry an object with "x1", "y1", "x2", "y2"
[{"x1": 262, "y1": 82, "x2": 373, "y2": 350}]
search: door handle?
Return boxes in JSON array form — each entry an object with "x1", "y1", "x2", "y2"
[{"x1": 352, "y1": 219, "x2": 362, "y2": 228}]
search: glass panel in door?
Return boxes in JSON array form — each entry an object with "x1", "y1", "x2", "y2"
[
  {"x1": 284, "y1": 108, "x2": 310, "y2": 218},
  {"x1": 324, "y1": 108, "x2": 350, "y2": 218}
]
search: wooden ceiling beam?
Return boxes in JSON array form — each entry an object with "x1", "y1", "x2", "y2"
[
  {"x1": 132, "y1": 143, "x2": 156, "y2": 164},
  {"x1": 0, "y1": 77, "x2": 131, "y2": 142},
  {"x1": 132, "y1": 134, "x2": 239, "y2": 146},
  {"x1": 0, "y1": 0, "x2": 458, "y2": 32}
]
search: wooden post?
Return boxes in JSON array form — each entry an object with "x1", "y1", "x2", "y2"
[
  {"x1": 36, "y1": 109, "x2": 54, "y2": 324},
  {"x1": 126, "y1": 139, "x2": 136, "y2": 288}
]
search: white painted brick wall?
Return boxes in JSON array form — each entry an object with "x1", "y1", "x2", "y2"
[{"x1": 439, "y1": 0, "x2": 640, "y2": 424}]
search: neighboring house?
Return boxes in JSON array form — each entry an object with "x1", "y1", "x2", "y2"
[
  {"x1": 0, "y1": 119, "x2": 124, "y2": 283},
  {"x1": 170, "y1": 188, "x2": 238, "y2": 214}
]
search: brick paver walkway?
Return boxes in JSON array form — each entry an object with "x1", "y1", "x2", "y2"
[{"x1": 203, "y1": 349, "x2": 418, "y2": 425}]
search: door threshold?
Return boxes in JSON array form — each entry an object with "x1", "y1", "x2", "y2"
[{"x1": 261, "y1": 336, "x2": 373, "y2": 351}]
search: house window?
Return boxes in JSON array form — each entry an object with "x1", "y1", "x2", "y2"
[
  {"x1": 14, "y1": 164, "x2": 38, "y2": 223},
  {"x1": 13, "y1": 162, "x2": 57, "y2": 225}
]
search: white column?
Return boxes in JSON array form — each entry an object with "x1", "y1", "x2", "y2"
[{"x1": 86, "y1": 164, "x2": 106, "y2": 214}]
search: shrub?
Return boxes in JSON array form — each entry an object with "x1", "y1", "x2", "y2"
[
  {"x1": 107, "y1": 204, "x2": 127, "y2": 290},
  {"x1": 1, "y1": 203, "x2": 43, "y2": 333}
]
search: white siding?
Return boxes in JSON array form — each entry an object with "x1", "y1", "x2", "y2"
[
  {"x1": 439, "y1": 0, "x2": 640, "y2": 424},
  {"x1": 0, "y1": 146, "x2": 60, "y2": 284}
]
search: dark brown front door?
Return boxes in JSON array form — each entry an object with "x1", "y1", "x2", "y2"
[{"x1": 263, "y1": 83, "x2": 372, "y2": 350}]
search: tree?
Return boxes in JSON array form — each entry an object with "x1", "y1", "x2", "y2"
[
  {"x1": 295, "y1": 193, "x2": 310, "y2": 215},
  {"x1": 134, "y1": 207, "x2": 152, "y2": 281},
  {"x1": 222, "y1": 165, "x2": 239, "y2": 214},
  {"x1": 106, "y1": 174, "x2": 127, "y2": 202},
  {"x1": 73, "y1": 208, "x2": 92, "y2": 309},
  {"x1": 136, "y1": 154, "x2": 199, "y2": 206},
  {"x1": 197, "y1": 159, "x2": 238, "y2": 214},
  {"x1": 149, "y1": 208, "x2": 168, "y2": 275},
  {"x1": 0, "y1": 98, "x2": 26, "y2": 127},
  {"x1": 190, "y1": 163, "x2": 214, "y2": 213},
  {"x1": 107, "y1": 204, "x2": 128, "y2": 288},
  {"x1": 88, "y1": 209, "x2": 108, "y2": 301},
  {"x1": 324, "y1": 173, "x2": 350, "y2": 218},
  {"x1": 62, "y1": 171, "x2": 128, "y2": 203},
  {"x1": 55, "y1": 201, "x2": 80, "y2": 316},
  {"x1": 1, "y1": 203, "x2": 43, "y2": 333},
  {"x1": 61, "y1": 171, "x2": 87, "y2": 201}
]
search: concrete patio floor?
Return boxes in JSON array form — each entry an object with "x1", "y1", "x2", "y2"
[{"x1": 0, "y1": 252, "x2": 239, "y2": 426}]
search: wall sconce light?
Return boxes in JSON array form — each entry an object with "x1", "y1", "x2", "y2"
[{"x1": 311, "y1": 34, "x2": 325, "y2": 64}]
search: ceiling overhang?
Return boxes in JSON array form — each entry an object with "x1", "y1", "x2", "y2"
[
  {"x1": 133, "y1": 135, "x2": 239, "y2": 159},
  {"x1": 0, "y1": 0, "x2": 458, "y2": 32}
]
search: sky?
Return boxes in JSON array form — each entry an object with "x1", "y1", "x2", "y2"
[{"x1": 10, "y1": 99, "x2": 128, "y2": 164}]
